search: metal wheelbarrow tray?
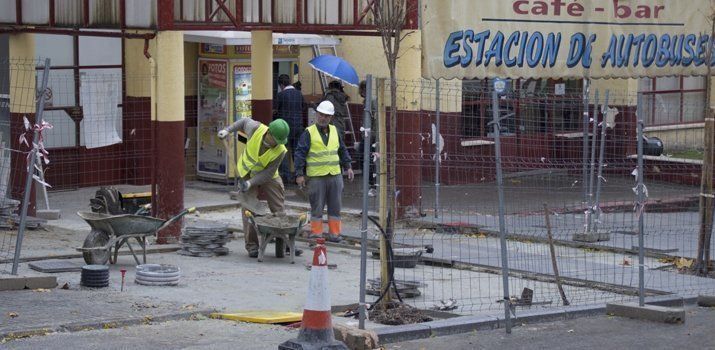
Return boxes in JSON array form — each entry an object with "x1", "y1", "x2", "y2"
[
  {"x1": 245, "y1": 211, "x2": 306, "y2": 264},
  {"x1": 76, "y1": 207, "x2": 195, "y2": 265}
]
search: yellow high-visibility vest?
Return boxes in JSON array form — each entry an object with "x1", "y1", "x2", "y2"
[
  {"x1": 237, "y1": 124, "x2": 286, "y2": 179},
  {"x1": 306, "y1": 124, "x2": 341, "y2": 177}
]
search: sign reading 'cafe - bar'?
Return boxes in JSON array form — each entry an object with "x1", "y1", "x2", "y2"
[{"x1": 422, "y1": 0, "x2": 715, "y2": 79}]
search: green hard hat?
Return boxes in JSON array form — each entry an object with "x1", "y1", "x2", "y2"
[{"x1": 268, "y1": 119, "x2": 290, "y2": 145}]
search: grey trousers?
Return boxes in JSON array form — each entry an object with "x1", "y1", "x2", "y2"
[
  {"x1": 308, "y1": 174, "x2": 344, "y2": 236},
  {"x1": 242, "y1": 176, "x2": 285, "y2": 252}
]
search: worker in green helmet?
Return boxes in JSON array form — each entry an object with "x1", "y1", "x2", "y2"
[{"x1": 218, "y1": 118, "x2": 302, "y2": 258}]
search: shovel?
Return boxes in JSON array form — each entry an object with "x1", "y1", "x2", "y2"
[{"x1": 237, "y1": 192, "x2": 264, "y2": 215}]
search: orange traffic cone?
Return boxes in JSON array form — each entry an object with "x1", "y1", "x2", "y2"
[{"x1": 279, "y1": 238, "x2": 347, "y2": 350}]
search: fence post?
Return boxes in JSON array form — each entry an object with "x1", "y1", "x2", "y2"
[
  {"x1": 491, "y1": 79, "x2": 512, "y2": 334},
  {"x1": 636, "y1": 93, "x2": 645, "y2": 307},
  {"x1": 582, "y1": 79, "x2": 591, "y2": 204},
  {"x1": 358, "y1": 75, "x2": 373, "y2": 329},
  {"x1": 12, "y1": 58, "x2": 50, "y2": 275},
  {"x1": 593, "y1": 90, "x2": 610, "y2": 235},
  {"x1": 434, "y1": 79, "x2": 440, "y2": 218},
  {"x1": 586, "y1": 90, "x2": 600, "y2": 235}
]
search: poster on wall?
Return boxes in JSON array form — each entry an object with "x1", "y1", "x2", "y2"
[
  {"x1": 197, "y1": 59, "x2": 228, "y2": 177},
  {"x1": 422, "y1": 0, "x2": 715, "y2": 79},
  {"x1": 233, "y1": 65, "x2": 252, "y2": 120}
]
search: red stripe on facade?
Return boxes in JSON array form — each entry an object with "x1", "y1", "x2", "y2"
[{"x1": 251, "y1": 99, "x2": 273, "y2": 124}]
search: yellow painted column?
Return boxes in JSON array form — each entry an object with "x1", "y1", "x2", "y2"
[
  {"x1": 154, "y1": 31, "x2": 186, "y2": 243},
  {"x1": 9, "y1": 34, "x2": 36, "y2": 114},
  {"x1": 251, "y1": 30, "x2": 273, "y2": 124},
  {"x1": 396, "y1": 30, "x2": 422, "y2": 111},
  {"x1": 8, "y1": 33, "x2": 37, "y2": 215}
]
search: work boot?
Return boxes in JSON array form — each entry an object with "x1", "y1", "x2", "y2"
[
  {"x1": 248, "y1": 250, "x2": 259, "y2": 258},
  {"x1": 326, "y1": 234, "x2": 343, "y2": 243}
]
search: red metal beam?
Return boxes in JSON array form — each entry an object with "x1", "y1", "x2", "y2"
[
  {"x1": 169, "y1": 23, "x2": 380, "y2": 35},
  {"x1": 157, "y1": 0, "x2": 175, "y2": 30},
  {"x1": 49, "y1": 0, "x2": 55, "y2": 26},
  {"x1": 236, "y1": 0, "x2": 243, "y2": 25},
  {"x1": 15, "y1": 0, "x2": 22, "y2": 25},
  {"x1": 210, "y1": 0, "x2": 239, "y2": 28},
  {"x1": 405, "y1": 0, "x2": 419, "y2": 29},
  {"x1": 120, "y1": 0, "x2": 126, "y2": 29},
  {"x1": 352, "y1": 0, "x2": 358, "y2": 25},
  {"x1": 37, "y1": 64, "x2": 122, "y2": 70},
  {"x1": 295, "y1": 0, "x2": 302, "y2": 24},
  {"x1": 303, "y1": 0, "x2": 308, "y2": 25},
  {"x1": 356, "y1": 0, "x2": 376, "y2": 26},
  {"x1": 338, "y1": 0, "x2": 343, "y2": 24},
  {"x1": 0, "y1": 27, "x2": 156, "y2": 39},
  {"x1": 83, "y1": 0, "x2": 89, "y2": 26}
]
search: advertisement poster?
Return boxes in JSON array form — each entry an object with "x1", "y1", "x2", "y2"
[
  {"x1": 197, "y1": 59, "x2": 228, "y2": 176},
  {"x1": 233, "y1": 65, "x2": 252, "y2": 120}
]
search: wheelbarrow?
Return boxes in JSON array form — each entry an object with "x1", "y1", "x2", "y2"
[
  {"x1": 76, "y1": 207, "x2": 196, "y2": 265},
  {"x1": 244, "y1": 211, "x2": 306, "y2": 264}
]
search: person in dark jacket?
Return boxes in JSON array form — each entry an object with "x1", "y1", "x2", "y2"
[
  {"x1": 274, "y1": 74, "x2": 306, "y2": 183},
  {"x1": 323, "y1": 80, "x2": 349, "y2": 139},
  {"x1": 357, "y1": 80, "x2": 378, "y2": 196}
]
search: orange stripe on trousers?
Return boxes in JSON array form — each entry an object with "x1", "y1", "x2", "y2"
[
  {"x1": 328, "y1": 219, "x2": 341, "y2": 235},
  {"x1": 311, "y1": 220, "x2": 323, "y2": 235}
]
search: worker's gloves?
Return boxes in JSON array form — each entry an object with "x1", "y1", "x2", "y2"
[
  {"x1": 217, "y1": 129, "x2": 229, "y2": 139},
  {"x1": 238, "y1": 179, "x2": 251, "y2": 192},
  {"x1": 296, "y1": 176, "x2": 306, "y2": 188}
]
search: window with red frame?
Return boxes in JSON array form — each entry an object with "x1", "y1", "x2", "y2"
[{"x1": 639, "y1": 76, "x2": 706, "y2": 126}]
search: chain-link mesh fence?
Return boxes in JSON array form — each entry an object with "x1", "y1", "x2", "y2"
[
  {"x1": 0, "y1": 58, "x2": 50, "y2": 274},
  {"x1": 354, "y1": 77, "x2": 715, "y2": 318}
]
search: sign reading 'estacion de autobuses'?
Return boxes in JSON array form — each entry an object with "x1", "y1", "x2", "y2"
[{"x1": 422, "y1": 0, "x2": 715, "y2": 79}]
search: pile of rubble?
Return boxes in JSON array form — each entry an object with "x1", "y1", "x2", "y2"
[{"x1": 178, "y1": 222, "x2": 230, "y2": 257}]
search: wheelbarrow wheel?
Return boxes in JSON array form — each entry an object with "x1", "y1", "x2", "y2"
[
  {"x1": 82, "y1": 229, "x2": 110, "y2": 265},
  {"x1": 275, "y1": 237, "x2": 285, "y2": 258}
]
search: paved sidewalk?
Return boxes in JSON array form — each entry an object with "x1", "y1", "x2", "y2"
[{"x1": 388, "y1": 305, "x2": 715, "y2": 350}]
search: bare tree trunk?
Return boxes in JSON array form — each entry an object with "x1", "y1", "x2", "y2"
[
  {"x1": 696, "y1": 13, "x2": 715, "y2": 276},
  {"x1": 388, "y1": 47, "x2": 399, "y2": 245},
  {"x1": 371, "y1": 0, "x2": 410, "y2": 307}
]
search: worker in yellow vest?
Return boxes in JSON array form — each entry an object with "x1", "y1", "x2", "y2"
[
  {"x1": 294, "y1": 101, "x2": 354, "y2": 242},
  {"x1": 218, "y1": 118, "x2": 301, "y2": 257}
]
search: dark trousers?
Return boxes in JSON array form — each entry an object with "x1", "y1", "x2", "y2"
[{"x1": 356, "y1": 139, "x2": 376, "y2": 187}]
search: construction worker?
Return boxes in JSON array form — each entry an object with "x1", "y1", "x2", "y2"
[
  {"x1": 218, "y1": 118, "x2": 301, "y2": 258},
  {"x1": 294, "y1": 100, "x2": 354, "y2": 242}
]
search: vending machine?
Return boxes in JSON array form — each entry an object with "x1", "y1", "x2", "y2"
[{"x1": 196, "y1": 43, "x2": 298, "y2": 181}]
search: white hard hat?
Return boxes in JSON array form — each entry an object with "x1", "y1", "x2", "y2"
[{"x1": 316, "y1": 100, "x2": 335, "y2": 116}]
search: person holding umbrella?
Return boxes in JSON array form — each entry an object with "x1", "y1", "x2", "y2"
[
  {"x1": 323, "y1": 80, "x2": 349, "y2": 139},
  {"x1": 294, "y1": 100, "x2": 354, "y2": 242}
]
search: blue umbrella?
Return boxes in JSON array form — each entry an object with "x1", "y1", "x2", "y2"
[{"x1": 308, "y1": 55, "x2": 359, "y2": 87}]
